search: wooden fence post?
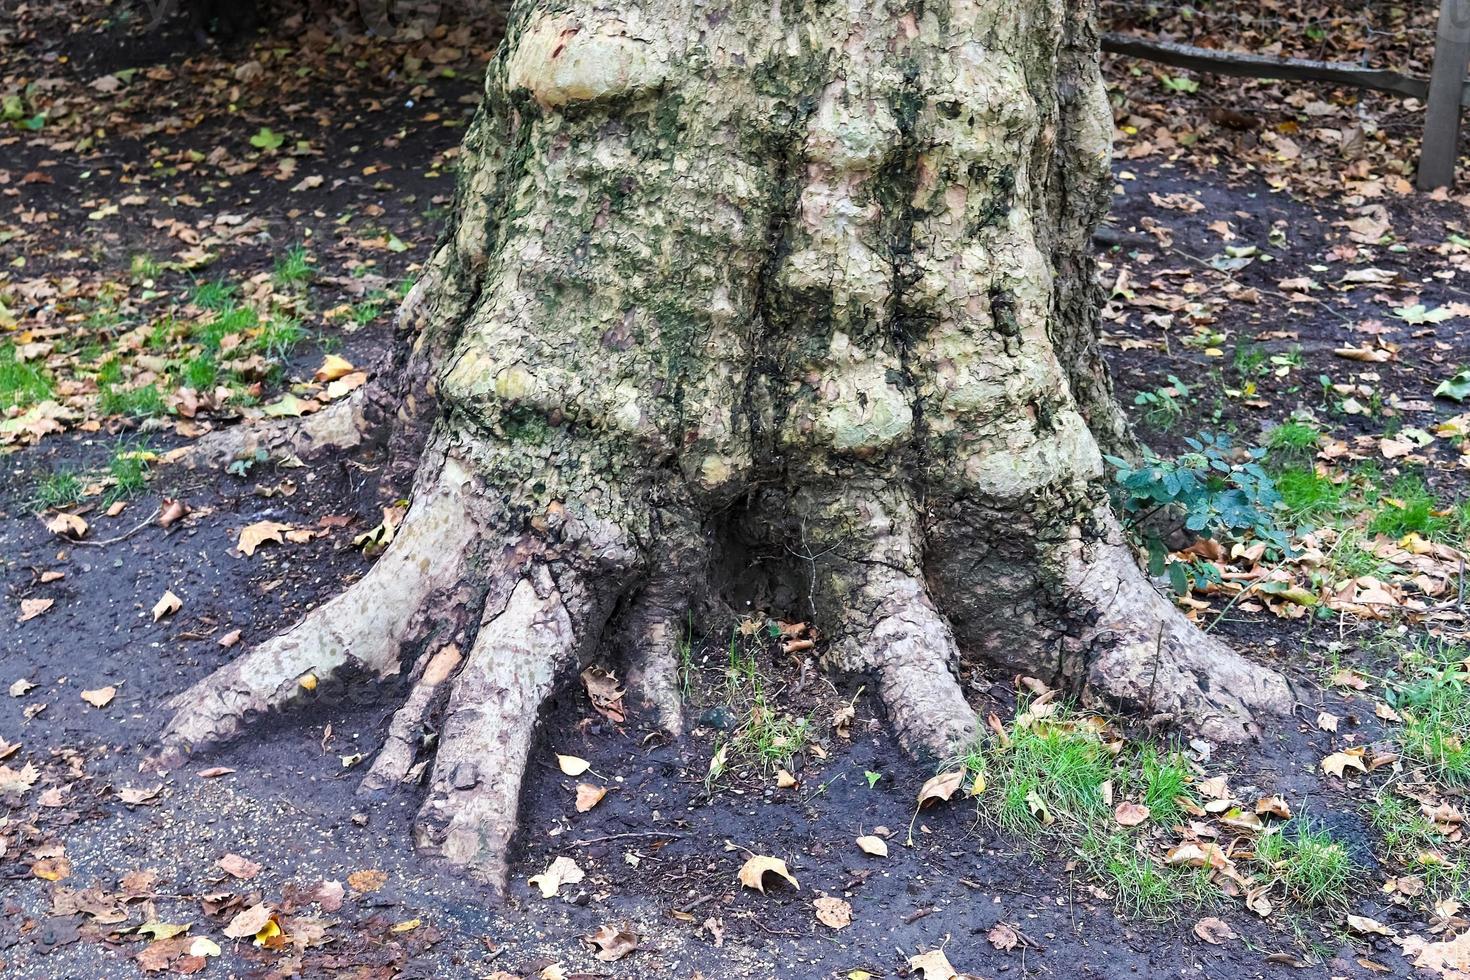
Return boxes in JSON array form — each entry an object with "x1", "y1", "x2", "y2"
[{"x1": 1418, "y1": 0, "x2": 1470, "y2": 190}]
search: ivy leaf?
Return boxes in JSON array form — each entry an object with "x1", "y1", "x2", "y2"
[
  {"x1": 250, "y1": 127, "x2": 285, "y2": 151},
  {"x1": 1434, "y1": 367, "x2": 1470, "y2": 403}
]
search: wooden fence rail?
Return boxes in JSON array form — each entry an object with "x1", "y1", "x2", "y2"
[{"x1": 1100, "y1": 0, "x2": 1470, "y2": 190}]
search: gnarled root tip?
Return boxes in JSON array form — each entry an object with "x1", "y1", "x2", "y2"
[
  {"x1": 154, "y1": 454, "x2": 478, "y2": 765},
  {"x1": 621, "y1": 571, "x2": 692, "y2": 736},
  {"x1": 1067, "y1": 512, "x2": 1296, "y2": 743},
  {"x1": 413, "y1": 569, "x2": 584, "y2": 889}
]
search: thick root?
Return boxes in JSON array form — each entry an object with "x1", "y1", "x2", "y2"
[
  {"x1": 155, "y1": 454, "x2": 478, "y2": 764},
  {"x1": 805, "y1": 485, "x2": 978, "y2": 762},
  {"x1": 413, "y1": 568, "x2": 588, "y2": 888},
  {"x1": 356, "y1": 643, "x2": 464, "y2": 798},
  {"x1": 621, "y1": 571, "x2": 691, "y2": 736},
  {"x1": 1067, "y1": 511, "x2": 1297, "y2": 742},
  {"x1": 181, "y1": 384, "x2": 376, "y2": 468}
]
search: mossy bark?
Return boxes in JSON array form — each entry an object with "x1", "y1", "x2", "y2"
[{"x1": 159, "y1": 0, "x2": 1292, "y2": 888}]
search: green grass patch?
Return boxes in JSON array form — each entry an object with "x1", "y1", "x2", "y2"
[
  {"x1": 1078, "y1": 829, "x2": 1208, "y2": 919},
  {"x1": 106, "y1": 440, "x2": 152, "y2": 502},
  {"x1": 1369, "y1": 475, "x2": 1453, "y2": 541},
  {"x1": 0, "y1": 344, "x2": 54, "y2": 410},
  {"x1": 98, "y1": 382, "x2": 166, "y2": 419},
  {"x1": 190, "y1": 279, "x2": 238, "y2": 311},
  {"x1": 1274, "y1": 465, "x2": 1344, "y2": 523},
  {"x1": 1253, "y1": 821, "x2": 1357, "y2": 909},
  {"x1": 33, "y1": 470, "x2": 83, "y2": 510},
  {"x1": 272, "y1": 245, "x2": 314, "y2": 289},
  {"x1": 1387, "y1": 638, "x2": 1470, "y2": 782}
]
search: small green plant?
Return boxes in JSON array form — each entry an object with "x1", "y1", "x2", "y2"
[
  {"x1": 181, "y1": 354, "x2": 220, "y2": 391},
  {"x1": 1232, "y1": 342, "x2": 1268, "y2": 379},
  {"x1": 1133, "y1": 375, "x2": 1191, "y2": 430},
  {"x1": 1266, "y1": 421, "x2": 1321, "y2": 460},
  {"x1": 34, "y1": 471, "x2": 84, "y2": 510},
  {"x1": 1254, "y1": 821, "x2": 1357, "y2": 908},
  {"x1": 1273, "y1": 466, "x2": 1343, "y2": 524},
  {"x1": 190, "y1": 280, "x2": 239, "y2": 311},
  {"x1": 0, "y1": 344, "x2": 53, "y2": 410},
  {"x1": 1369, "y1": 475, "x2": 1452, "y2": 541},
  {"x1": 272, "y1": 245, "x2": 314, "y2": 289},
  {"x1": 255, "y1": 316, "x2": 307, "y2": 363},
  {"x1": 1106, "y1": 433, "x2": 1285, "y2": 588},
  {"x1": 864, "y1": 770, "x2": 882, "y2": 789},
  {"x1": 98, "y1": 382, "x2": 167, "y2": 419},
  {"x1": 1386, "y1": 638, "x2": 1470, "y2": 781},
  {"x1": 130, "y1": 253, "x2": 162, "y2": 281},
  {"x1": 106, "y1": 441, "x2": 152, "y2": 502},
  {"x1": 1078, "y1": 830, "x2": 1206, "y2": 918}
]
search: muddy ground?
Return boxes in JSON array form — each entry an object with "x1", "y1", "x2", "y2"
[{"x1": 2, "y1": 3, "x2": 1469, "y2": 979}]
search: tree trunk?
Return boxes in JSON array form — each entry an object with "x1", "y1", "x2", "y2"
[{"x1": 157, "y1": 0, "x2": 1293, "y2": 888}]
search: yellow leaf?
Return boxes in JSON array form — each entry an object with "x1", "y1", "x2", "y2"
[
  {"x1": 528, "y1": 856, "x2": 584, "y2": 898},
  {"x1": 391, "y1": 918, "x2": 421, "y2": 933},
  {"x1": 151, "y1": 590, "x2": 182, "y2": 622},
  {"x1": 253, "y1": 917, "x2": 282, "y2": 946},
  {"x1": 136, "y1": 921, "x2": 191, "y2": 940},
  {"x1": 1322, "y1": 748, "x2": 1368, "y2": 778},
  {"x1": 44, "y1": 512, "x2": 88, "y2": 539},
  {"x1": 313, "y1": 354, "x2": 356, "y2": 382},
  {"x1": 557, "y1": 754, "x2": 591, "y2": 776},
  {"x1": 188, "y1": 937, "x2": 221, "y2": 957},
  {"x1": 736, "y1": 855, "x2": 799, "y2": 893}
]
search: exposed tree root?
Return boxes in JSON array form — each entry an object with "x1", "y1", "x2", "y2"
[
  {"x1": 155, "y1": 453, "x2": 479, "y2": 764},
  {"x1": 180, "y1": 387, "x2": 376, "y2": 469},
  {"x1": 414, "y1": 566, "x2": 599, "y2": 885},
  {"x1": 1066, "y1": 510, "x2": 1297, "y2": 742},
  {"x1": 621, "y1": 570, "x2": 692, "y2": 736},
  {"x1": 356, "y1": 643, "x2": 464, "y2": 798}
]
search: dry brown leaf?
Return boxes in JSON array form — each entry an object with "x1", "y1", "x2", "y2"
[
  {"x1": 44, "y1": 512, "x2": 88, "y2": 539},
  {"x1": 347, "y1": 869, "x2": 388, "y2": 893},
  {"x1": 736, "y1": 855, "x2": 799, "y2": 893},
  {"x1": 1322, "y1": 748, "x2": 1368, "y2": 778},
  {"x1": 238, "y1": 520, "x2": 291, "y2": 557},
  {"x1": 574, "y1": 783, "x2": 607, "y2": 813},
  {"x1": 917, "y1": 770, "x2": 964, "y2": 808},
  {"x1": 814, "y1": 896, "x2": 852, "y2": 930},
  {"x1": 18, "y1": 598, "x2": 53, "y2": 623},
  {"x1": 856, "y1": 835, "x2": 888, "y2": 857},
  {"x1": 1193, "y1": 916, "x2": 1237, "y2": 945},
  {"x1": 1114, "y1": 802, "x2": 1150, "y2": 827},
  {"x1": 80, "y1": 686, "x2": 116, "y2": 708},
  {"x1": 583, "y1": 923, "x2": 639, "y2": 961},
  {"x1": 988, "y1": 921, "x2": 1019, "y2": 951},
  {"x1": 216, "y1": 853, "x2": 261, "y2": 879},
  {"x1": 312, "y1": 354, "x2": 356, "y2": 383},
  {"x1": 222, "y1": 903, "x2": 273, "y2": 940}
]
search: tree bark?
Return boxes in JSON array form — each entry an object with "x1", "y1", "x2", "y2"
[{"x1": 158, "y1": 0, "x2": 1293, "y2": 888}]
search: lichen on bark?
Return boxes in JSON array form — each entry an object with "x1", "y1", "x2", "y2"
[{"x1": 158, "y1": 0, "x2": 1293, "y2": 888}]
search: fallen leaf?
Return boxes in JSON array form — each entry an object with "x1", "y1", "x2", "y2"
[
  {"x1": 529, "y1": 856, "x2": 584, "y2": 898},
  {"x1": 238, "y1": 521, "x2": 291, "y2": 557},
  {"x1": 1322, "y1": 748, "x2": 1368, "y2": 778},
  {"x1": 814, "y1": 896, "x2": 852, "y2": 930},
  {"x1": 216, "y1": 853, "x2": 260, "y2": 879},
  {"x1": 81, "y1": 686, "x2": 116, "y2": 708},
  {"x1": 8, "y1": 679, "x2": 35, "y2": 697},
  {"x1": 856, "y1": 835, "x2": 888, "y2": 857},
  {"x1": 574, "y1": 783, "x2": 607, "y2": 813},
  {"x1": 313, "y1": 354, "x2": 356, "y2": 383},
  {"x1": 1114, "y1": 802, "x2": 1150, "y2": 826},
  {"x1": 44, "y1": 512, "x2": 88, "y2": 539},
  {"x1": 152, "y1": 590, "x2": 182, "y2": 622},
  {"x1": 557, "y1": 754, "x2": 591, "y2": 776},
  {"x1": 908, "y1": 949, "x2": 958, "y2": 979},
  {"x1": 18, "y1": 598, "x2": 53, "y2": 623},
  {"x1": 917, "y1": 770, "x2": 964, "y2": 807},
  {"x1": 1346, "y1": 914, "x2": 1393, "y2": 936},
  {"x1": 347, "y1": 869, "x2": 388, "y2": 893},
  {"x1": 737, "y1": 855, "x2": 799, "y2": 893},
  {"x1": 196, "y1": 766, "x2": 235, "y2": 778},
  {"x1": 222, "y1": 903, "x2": 273, "y2": 940},
  {"x1": 1194, "y1": 916, "x2": 1237, "y2": 944},
  {"x1": 988, "y1": 921, "x2": 1019, "y2": 951},
  {"x1": 583, "y1": 923, "x2": 639, "y2": 961}
]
